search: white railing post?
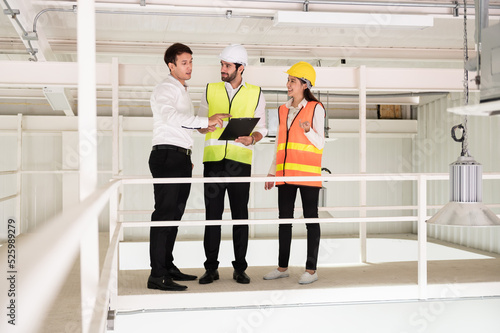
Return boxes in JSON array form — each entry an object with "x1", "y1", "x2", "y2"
[
  {"x1": 417, "y1": 174, "x2": 428, "y2": 299},
  {"x1": 108, "y1": 186, "x2": 119, "y2": 312},
  {"x1": 108, "y1": 56, "x2": 121, "y2": 322},
  {"x1": 77, "y1": 0, "x2": 99, "y2": 331},
  {"x1": 359, "y1": 65, "x2": 368, "y2": 263}
]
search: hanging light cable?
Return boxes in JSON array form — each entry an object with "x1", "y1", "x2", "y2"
[{"x1": 427, "y1": 0, "x2": 500, "y2": 227}]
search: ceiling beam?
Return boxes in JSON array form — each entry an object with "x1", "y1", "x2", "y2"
[
  {"x1": 1, "y1": 0, "x2": 55, "y2": 61},
  {"x1": 0, "y1": 61, "x2": 477, "y2": 92}
]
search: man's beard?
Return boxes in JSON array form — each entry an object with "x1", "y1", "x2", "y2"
[{"x1": 221, "y1": 70, "x2": 237, "y2": 83}]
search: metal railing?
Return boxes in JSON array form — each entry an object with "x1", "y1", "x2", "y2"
[{"x1": 1, "y1": 172, "x2": 500, "y2": 332}]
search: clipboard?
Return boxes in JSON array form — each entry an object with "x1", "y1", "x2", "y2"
[{"x1": 218, "y1": 117, "x2": 260, "y2": 140}]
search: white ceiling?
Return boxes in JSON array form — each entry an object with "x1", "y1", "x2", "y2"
[{"x1": 1, "y1": 0, "x2": 499, "y2": 116}]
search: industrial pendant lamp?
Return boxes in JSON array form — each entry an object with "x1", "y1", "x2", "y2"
[
  {"x1": 426, "y1": 130, "x2": 500, "y2": 226},
  {"x1": 427, "y1": 0, "x2": 500, "y2": 227}
]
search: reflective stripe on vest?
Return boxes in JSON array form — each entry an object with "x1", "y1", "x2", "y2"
[
  {"x1": 203, "y1": 82, "x2": 261, "y2": 165},
  {"x1": 275, "y1": 101, "x2": 323, "y2": 187}
]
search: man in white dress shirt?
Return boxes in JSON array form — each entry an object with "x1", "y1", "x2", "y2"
[{"x1": 148, "y1": 43, "x2": 230, "y2": 291}]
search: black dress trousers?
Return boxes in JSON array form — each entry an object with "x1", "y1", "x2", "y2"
[
  {"x1": 203, "y1": 159, "x2": 251, "y2": 272},
  {"x1": 149, "y1": 148, "x2": 192, "y2": 278}
]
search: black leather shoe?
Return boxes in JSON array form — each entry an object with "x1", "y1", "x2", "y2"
[
  {"x1": 167, "y1": 267, "x2": 197, "y2": 281},
  {"x1": 147, "y1": 275, "x2": 187, "y2": 291},
  {"x1": 199, "y1": 269, "x2": 219, "y2": 284},
  {"x1": 233, "y1": 270, "x2": 250, "y2": 284}
]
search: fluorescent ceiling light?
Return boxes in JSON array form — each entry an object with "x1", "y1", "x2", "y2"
[
  {"x1": 43, "y1": 86, "x2": 75, "y2": 116},
  {"x1": 274, "y1": 11, "x2": 434, "y2": 29}
]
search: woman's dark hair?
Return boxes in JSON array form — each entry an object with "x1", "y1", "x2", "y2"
[
  {"x1": 304, "y1": 88, "x2": 320, "y2": 103},
  {"x1": 164, "y1": 43, "x2": 192, "y2": 67}
]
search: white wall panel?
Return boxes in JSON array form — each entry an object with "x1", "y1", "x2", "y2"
[
  {"x1": 121, "y1": 135, "x2": 154, "y2": 241},
  {"x1": 20, "y1": 134, "x2": 62, "y2": 233},
  {"x1": 1, "y1": 113, "x2": 418, "y2": 242},
  {"x1": 0, "y1": 136, "x2": 18, "y2": 241},
  {"x1": 417, "y1": 92, "x2": 500, "y2": 254}
]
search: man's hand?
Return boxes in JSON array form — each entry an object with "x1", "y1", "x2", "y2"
[
  {"x1": 209, "y1": 113, "x2": 231, "y2": 128},
  {"x1": 235, "y1": 132, "x2": 262, "y2": 146},
  {"x1": 197, "y1": 125, "x2": 216, "y2": 134},
  {"x1": 264, "y1": 174, "x2": 275, "y2": 190},
  {"x1": 235, "y1": 135, "x2": 253, "y2": 146}
]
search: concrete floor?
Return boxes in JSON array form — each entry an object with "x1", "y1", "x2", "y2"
[{"x1": 42, "y1": 235, "x2": 500, "y2": 332}]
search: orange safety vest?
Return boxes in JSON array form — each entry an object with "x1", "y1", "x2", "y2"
[{"x1": 275, "y1": 101, "x2": 323, "y2": 187}]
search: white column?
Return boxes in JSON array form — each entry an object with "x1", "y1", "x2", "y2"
[
  {"x1": 16, "y1": 114, "x2": 22, "y2": 235},
  {"x1": 112, "y1": 57, "x2": 120, "y2": 177},
  {"x1": 77, "y1": 1, "x2": 99, "y2": 332},
  {"x1": 359, "y1": 66, "x2": 367, "y2": 263}
]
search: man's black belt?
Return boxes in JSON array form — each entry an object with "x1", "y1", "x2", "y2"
[{"x1": 152, "y1": 144, "x2": 192, "y2": 155}]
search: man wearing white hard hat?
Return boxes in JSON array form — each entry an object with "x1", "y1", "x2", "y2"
[{"x1": 197, "y1": 44, "x2": 268, "y2": 285}]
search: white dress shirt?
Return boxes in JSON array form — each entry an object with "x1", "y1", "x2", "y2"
[
  {"x1": 268, "y1": 98, "x2": 325, "y2": 175},
  {"x1": 198, "y1": 81, "x2": 268, "y2": 138},
  {"x1": 151, "y1": 74, "x2": 209, "y2": 149}
]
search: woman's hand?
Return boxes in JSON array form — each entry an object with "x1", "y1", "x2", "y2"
[
  {"x1": 264, "y1": 173, "x2": 275, "y2": 190},
  {"x1": 299, "y1": 119, "x2": 311, "y2": 133}
]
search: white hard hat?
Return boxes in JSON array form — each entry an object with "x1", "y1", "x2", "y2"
[{"x1": 219, "y1": 44, "x2": 248, "y2": 66}]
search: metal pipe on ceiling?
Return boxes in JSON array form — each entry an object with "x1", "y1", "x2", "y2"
[
  {"x1": 2, "y1": 0, "x2": 38, "y2": 61},
  {"x1": 32, "y1": 6, "x2": 273, "y2": 34},
  {"x1": 33, "y1": 6, "x2": 76, "y2": 33},
  {"x1": 93, "y1": 9, "x2": 272, "y2": 19},
  {"x1": 232, "y1": 0, "x2": 500, "y2": 9}
]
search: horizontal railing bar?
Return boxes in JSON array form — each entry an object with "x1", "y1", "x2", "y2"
[
  {"x1": 20, "y1": 170, "x2": 113, "y2": 174},
  {"x1": 0, "y1": 193, "x2": 18, "y2": 203},
  {"x1": 117, "y1": 204, "x2": 500, "y2": 216},
  {"x1": 118, "y1": 172, "x2": 500, "y2": 184},
  {"x1": 0, "y1": 170, "x2": 17, "y2": 175},
  {"x1": 2, "y1": 171, "x2": 499, "y2": 180},
  {"x1": 116, "y1": 205, "x2": 440, "y2": 216},
  {"x1": 0, "y1": 170, "x2": 115, "y2": 175},
  {"x1": 118, "y1": 173, "x2": 438, "y2": 184},
  {"x1": 0, "y1": 179, "x2": 121, "y2": 333},
  {"x1": 120, "y1": 216, "x2": 420, "y2": 228}
]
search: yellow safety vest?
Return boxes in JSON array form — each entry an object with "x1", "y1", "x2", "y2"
[{"x1": 203, "y1": 82, "x2": 261, "y2": 165}]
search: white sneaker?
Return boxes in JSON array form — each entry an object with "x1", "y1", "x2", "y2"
[
  {"x1": 263, "y1": 269, "x2": 289, "y2": 280},
  {"x1": 298, "y1": 272, "x2": 318, "y2": 284}
]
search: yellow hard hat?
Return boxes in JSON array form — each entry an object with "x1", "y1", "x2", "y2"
[{"x1": 286, "y1": 61, "x2": 316, "y2": 87}]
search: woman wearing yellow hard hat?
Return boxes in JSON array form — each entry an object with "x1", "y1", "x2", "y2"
[{"x1": 263, "y1": 61, "x2": 326, "y2": 285}]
